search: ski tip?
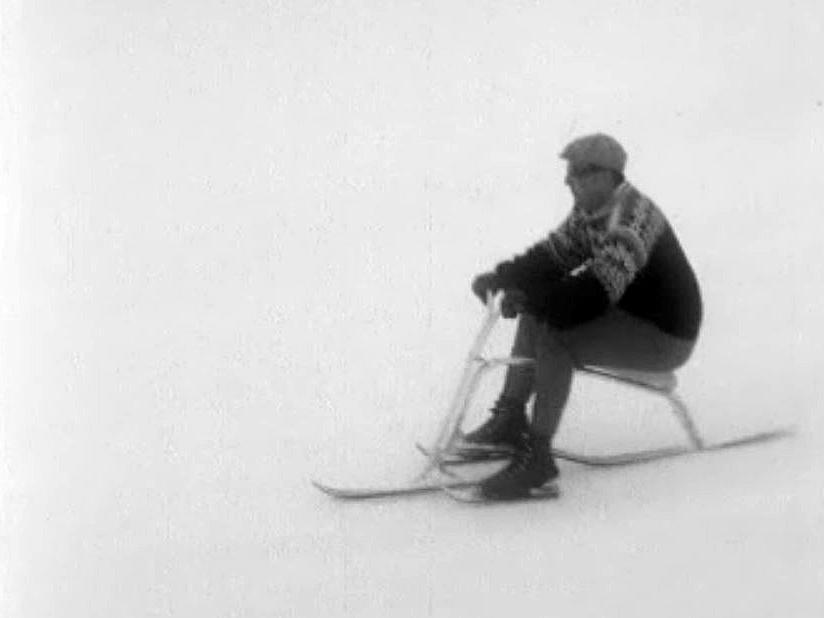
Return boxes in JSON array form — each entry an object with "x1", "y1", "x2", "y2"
[
  {"x1": 770, "y1": 426, "x2": 797, "y2": 439},
  {"x1": 719, "y1": 427, "x2": 796, "y2": 449},
  {"x1": 312, "y1": 479, "x2": 368, "y2": 499},
  {"x1": 311, "y1": 480, "x2": 338, "y2": 495},
  {"x1": 311, "y1": 480, "x2": 378, "y2": 500}
]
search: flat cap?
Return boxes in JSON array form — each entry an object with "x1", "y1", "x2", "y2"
[{"x1": 560, "y1": 133, "x2": 627, "y2": 173}]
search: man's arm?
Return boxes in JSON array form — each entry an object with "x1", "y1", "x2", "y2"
[
  {"x1": 493, "y1": 214, "x2": 586, "y2": 291},
  {"x1": 519, "y1": 189, "x2": 667, "y2": 328}
]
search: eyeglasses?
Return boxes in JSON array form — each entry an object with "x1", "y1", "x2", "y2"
[{"x1": 567, "y1": 165, "x2": 609, "y2": 179}]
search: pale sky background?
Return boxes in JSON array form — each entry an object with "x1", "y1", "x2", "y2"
[{"x1": 2, "y1": 1, "x2": 824, "y2": 617}]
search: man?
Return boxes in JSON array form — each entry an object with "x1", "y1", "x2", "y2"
[{"x1": 467, "y1": 133, "x2": 702, "y2": 500}]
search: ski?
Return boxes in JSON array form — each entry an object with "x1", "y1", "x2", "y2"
[
  {"x1": 418, "y1": 428, "x2": 792, "y2": 468},
  {"x1": 444, "y1": 482, "x2": 560, "y2": 504},
  {"x1": 311, "y1": 478, "x2": 481, "y2": 500},
  {"x1": 313, "y1": 429, "x2": 790, "y2": 501},
  {"x1": 416, "y1": 442, "x2": 512, "y2": 465},
  {"x1": 553, "y1": 428, "x2": 793, "y2": 466}
]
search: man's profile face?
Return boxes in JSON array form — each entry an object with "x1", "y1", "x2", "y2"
[{"x1": 564, "y1": 163, "x2": 616, "y2": 209}]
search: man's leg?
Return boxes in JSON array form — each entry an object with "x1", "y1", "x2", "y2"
[
  {"x1": 462, "y1": 315, "x2": 540, "y2": 446},
  {"x1": 556, "y1": 309, "x2": 695, "y2": 373},
  {"x1": 476, "y1": 319, "x2": 566, "y2": 498},
  {"x1": 496, "y1": 313, "x2": 541, "y2": 407},
  {"x1": 529, "y1": 326, "x2": 577, "y2": 439},
  {"x1": 530, "y1": 309, "x2": 696, "y2": 443},
  {"x1": 478, "y1": 310, "x2": 696, "y2": 499}
]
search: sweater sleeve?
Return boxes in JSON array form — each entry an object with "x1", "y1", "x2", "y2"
[
  {"x1": 588, "y1": 188, "x2": 667, "y2": 303},
  {"x1": 512, "y1": 185, "x2": 668, "y2": 330},
  {"x1": 520, "y1": 269, "x2": 610, "y2": 328},
  {"x1": 494, "y1": 214, "x2": 587, "y2": 291}
]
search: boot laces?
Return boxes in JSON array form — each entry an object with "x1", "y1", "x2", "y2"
[{"x1": 504, "y1": 434, "x2": 534, "y2": 474}]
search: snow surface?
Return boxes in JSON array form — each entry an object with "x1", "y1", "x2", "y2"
[{"x1": 2, "y1": 2, "x2": 824, "y2": 617}]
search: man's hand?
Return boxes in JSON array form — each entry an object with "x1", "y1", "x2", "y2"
[
  {"x1": 471, "y1": 272, "x2": 500, "y2": 304},
  {"x1": 501, "y1": 289, "x2": 527, "y2": 319}
]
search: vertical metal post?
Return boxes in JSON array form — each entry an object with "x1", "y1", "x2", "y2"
[{"x1": 417, "y1": 294, "x2": 501, "y2": 479}]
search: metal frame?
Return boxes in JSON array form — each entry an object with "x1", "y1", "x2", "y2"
[{"x1": 418, "y1": 293, "x2": 703, "y2": 479}]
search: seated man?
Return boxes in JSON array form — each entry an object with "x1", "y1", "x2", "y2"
[{"x1": 468, "y1": 133, "x2": 703, "y2": 500}]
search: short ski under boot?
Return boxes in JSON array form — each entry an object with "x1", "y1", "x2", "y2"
[
  {"x1": 479, "y1": 431, "x2": 559, "y2": 500},
  {"x1": 461, "y1": 398, "x2": 529, "y2": 449}
]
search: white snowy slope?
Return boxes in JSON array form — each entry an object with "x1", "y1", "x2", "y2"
[{"x1": 2, "y1": 2, "x2": 824, "y2": 617}]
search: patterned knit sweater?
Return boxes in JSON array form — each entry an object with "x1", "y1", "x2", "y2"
[{"x1": 494, "y1": 182, "x2": 702, "y2": 341}]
